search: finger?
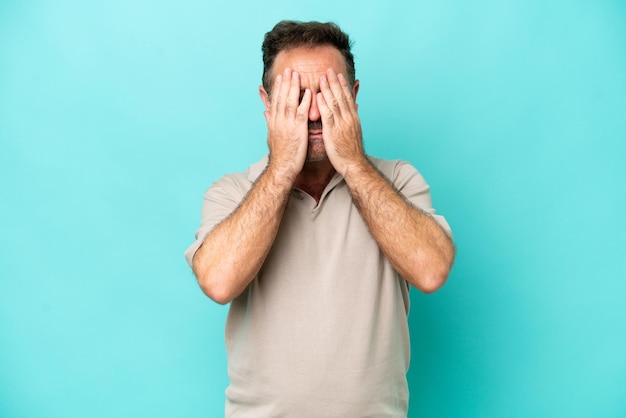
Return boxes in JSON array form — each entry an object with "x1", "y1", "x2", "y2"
[
  {"x1": 274, "y1": 67, "x2": 293, "y2": 116},
  {"x1": 316, "y1": 91, "x2": 335, "y2": 127},
  {"x1": 269, "y1": 73, "x2": 283, "y2": 116},
  {"x1": 319, "y1": 74, "x2": 339, "y2": 118},
  {"x1": 285, "y1": 70, "x2": 300, "y2": 117},
  {"x1": 296, "y1": 88, "x2": 312, "y2": 121},
  {"x1": 325, "y1": 68, "x2": 351, "y2": 114},
  {"x1": 337, "y1": 73, "x2": 358, "y2": 113},
  {"x1": 319, "y1": 72, "x2": 347, "y2": 121}
]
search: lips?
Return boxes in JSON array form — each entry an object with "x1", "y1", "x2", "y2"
[{"x1": 308, "y1": 121, "x2": 323, "y2": 139}]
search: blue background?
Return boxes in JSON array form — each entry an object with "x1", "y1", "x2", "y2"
[{"x1": 1, "y1": 0, "x2": 625, "y2": 417}]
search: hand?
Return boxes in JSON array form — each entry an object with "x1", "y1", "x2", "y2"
[
  {"x1": 265, "y1": 68, "x2": 312, "y2": 182},
  {"x1": 317, "y1": 68, "x2": 365, "y2": 176}
]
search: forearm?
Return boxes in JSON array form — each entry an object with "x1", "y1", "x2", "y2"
[
  {"x1": 193, "y1": 68, "x2": 311, "y2": 304},
  {"x1": 192, "y1": 166, "x2": 293, "y2": 304},
  {"x1": 343, "y1": 158, "x2": 455, "y2": 293}
]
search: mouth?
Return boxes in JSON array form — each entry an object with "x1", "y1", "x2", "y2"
[
  {"x1": 308, "y1": 120, "x2": 323, "y2": 140},
  {"x1": 308, "y1": 130, "x2": 323, "y2": 140}
]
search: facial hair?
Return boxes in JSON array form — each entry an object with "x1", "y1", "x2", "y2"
[
  {"x1": 308, "y1": 120, "x2": 322, "y2": 132},
  {"x1": 306, "y1": 120, "x2": 326, "y2": 163}
]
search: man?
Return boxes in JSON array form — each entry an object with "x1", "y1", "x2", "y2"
[{"x1": 185, "y1": 20, "x2": 455, "y2": 417}]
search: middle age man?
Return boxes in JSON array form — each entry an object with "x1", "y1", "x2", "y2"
[{"x1": 186, "y1": 20, "x2": 455, "y2": 417}]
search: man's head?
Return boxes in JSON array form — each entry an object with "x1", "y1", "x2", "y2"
[
  {"x1": 261, "y1": 20, "x2": 356, "y2": 95},
  {"x1": 259, "y1": 21, "x2": 360, "y2": 164}
]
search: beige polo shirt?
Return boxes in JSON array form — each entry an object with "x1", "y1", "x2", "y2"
[{"x1": 185, "y1": 155, "x2": 451, "y2": 417}]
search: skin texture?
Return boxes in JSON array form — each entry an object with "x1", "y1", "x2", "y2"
[{"x1": 192, "y1": 45, "x2": 455, "y2": 304}]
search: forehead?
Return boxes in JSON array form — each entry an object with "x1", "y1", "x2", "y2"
[{"x1": 272, "y1": 45, "x2": 348, "y2": 78}]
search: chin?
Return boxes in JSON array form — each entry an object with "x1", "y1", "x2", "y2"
[
  {"x1": 305, "y1": 150, "x2": 328, "y2": 163},
  {"x1": 306, "y1": 141, "x2": 327, "y2": 163},
  {"x1": 305, "y1": 155, "x2": 328, "y2": 164}
]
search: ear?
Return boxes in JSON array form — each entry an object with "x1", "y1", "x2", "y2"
[
  {"x1": 351, "y1": 79, "x2": 360, "y2": 100},
  {"x1": 259, "y1": 86, "x2": 271, "y2": 112},
  {"x1": 352, "y1": 80, "x2": 360, "y2": 110}
]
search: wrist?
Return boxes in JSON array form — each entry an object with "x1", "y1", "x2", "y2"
[
  {"x1": 339, "y1": 154, "x2": 371, "y2": 182},
  {"x1": 265, "y1": 160, "x2": 299, "y2": 189}
]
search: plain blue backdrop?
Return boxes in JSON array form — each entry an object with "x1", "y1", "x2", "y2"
[{"x1": 1, "y1": 0, "x2": 625, "y2": 417}]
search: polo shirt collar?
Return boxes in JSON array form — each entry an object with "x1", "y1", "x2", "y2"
[{"x1": 247, "y1": 154, "x2": 345, "y2": 197}]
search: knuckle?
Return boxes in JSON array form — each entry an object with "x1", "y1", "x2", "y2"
[{"x1": 295, "y1": 108, "x2": 307, "y2": 118}]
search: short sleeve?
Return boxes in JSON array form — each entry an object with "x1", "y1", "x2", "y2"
[
  {"x1": 184, "y1": 173, "x2": 253, "y2": 268},
  {"x1": 371, "y1": 158, "x2": 452, "y2": 237}
]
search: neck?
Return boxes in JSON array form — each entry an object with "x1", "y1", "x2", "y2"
[{"x1": 294, "y1": 160, "x2": 336, "y2": 203}]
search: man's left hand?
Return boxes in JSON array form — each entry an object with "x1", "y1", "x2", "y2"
[{"x1": 317, "y1": 68, "x2": 365, "y2": 177}]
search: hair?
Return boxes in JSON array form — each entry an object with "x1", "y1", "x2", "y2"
[{"x1": 261, "y1": 20, "x2": 355, "y2": 94}]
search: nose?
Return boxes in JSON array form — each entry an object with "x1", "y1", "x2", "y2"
[{"x1": 308, "y1": 94, "x2": 321, "y2": 122}]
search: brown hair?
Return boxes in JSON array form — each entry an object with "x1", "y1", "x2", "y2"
[{"x1": 261, "y1": 20, "x2": 355, "y2": 93}]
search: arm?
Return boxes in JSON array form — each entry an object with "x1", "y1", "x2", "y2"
[
  {"x1": 317, "y1": 69, "x2": 455, "y2": 293},
  {"x1": 343, "y1": 161, "x2": 455, "y2": 293},
  {"x1": 192, "y1": 167, "x2": 292, "y2": 304},
  {"x1": 192, "y1": 68, "x2": 312, "y2": 304}
]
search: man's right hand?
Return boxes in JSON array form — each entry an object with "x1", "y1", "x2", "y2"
[{"x1": 264, "y1": 68, "x2": 312, "y2": 183}]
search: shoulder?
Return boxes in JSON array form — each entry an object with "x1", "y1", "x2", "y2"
[
  {"x1": 367, "y1": 156, "x2": 429, "y2": 192},
  {"x1": 205, "y1": 155, "x2": 268, "y2": 201}
]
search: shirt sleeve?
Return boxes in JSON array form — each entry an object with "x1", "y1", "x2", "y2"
[
  {"x1": 373, "y1": 158, "x2": 452, "y2": 237},
  {"x1": 184, "y1": 173, "x2": 252, "y2": 268}
]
